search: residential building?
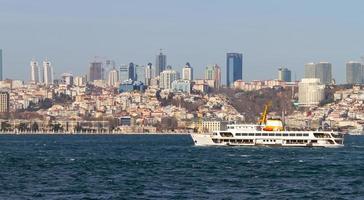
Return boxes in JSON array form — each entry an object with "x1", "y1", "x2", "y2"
[
  {"x1": 43, "y1": 59, "x2": 53, "y2": 85},
  {"x1": 182, "y1": 62, "x2": 193, "y2": 80},
  {"x1": 0, "y1": 92, "x2": 9, "y2": 113},
  {"x1": 107, "y1": 68, "x2": 119, "y2": 87},
  {"x1": 205, "y1": 64, "x2": 221, "y2": 89},
  {"x1": 30, "y1": 59, "x2": 39, "y2": 83},
  {"x1": 160, "y1": 69, "x2": 178, "y2": 89},
  {"x1": 172, "y1": 80, "x2": 191, "y2": 94}
]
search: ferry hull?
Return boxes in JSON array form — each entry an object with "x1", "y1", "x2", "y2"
[{"x1": 190, "y1": 133, "x2": 344, "y2": 148}]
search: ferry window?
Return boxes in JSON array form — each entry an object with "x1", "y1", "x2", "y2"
[
  {"x1": 283, "y1": 133, "x2": 288, "y2": 136},
  {"x1": 303, "y1": 134, "x2": 309, "y2": 137},
  {"x1": 289, "y1": 133, "x2": 295, "y2": 136},
  {"x1": 236, "y1": 133, "x2": 241, "y2": 136},
  {"x1": 269, "y1": 133, "x2": 274, "y2": 136},
  {"x1": 256, "y1": 133, "x2": 262, "y2": 136},
  {"x1": 262, "y1": 133, "x2": 268, "y2": 136},
  {"x1": 275, "y1": 133, "x2": 282, "y2": 136},
  {"x1": 296, "y1": 133, "x2": 303, "y2": 137},
  {"x1": 242, "y1": 133, "x2": 248, "y2": 136},
  {"x1": 249, "y1": 133, "x2": 254, "y2": 136}
]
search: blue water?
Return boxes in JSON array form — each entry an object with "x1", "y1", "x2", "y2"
[{"x1": 0, "y1": 135, "x2": 363, "y2": 199}]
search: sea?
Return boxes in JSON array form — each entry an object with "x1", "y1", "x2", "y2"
[{"x1": 0, "y1": 134, "x2": 363, "y2": 200}]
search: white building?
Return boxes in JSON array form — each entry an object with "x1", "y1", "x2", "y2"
[
  {"x1": 30, "y1": 59, "x2": 39, "y2": 83},
  {"x1": 107, "y1": 68, "x2": 119, "y2": 87},
  {"x1": 172, "y1": 80, "x2": 191, "y2": 94},
  {"x1": 43, "y1": 59, "x2": 53, "y2": 85},
  {"x1": 61, "y1": 73, "x2": 74, "y2": 86},
  {"x1": 298, "y1": 78, "x2": 325, "y2": 106},
  {"x1": 182, "y1": 63, "x2": 193, "y2": 80},
  {"x1": 74, "y1": 76, "x2": 87, "y2": 87},
  {"x1": 159, "y1": 69, "x2": 179, "y2": 90}
]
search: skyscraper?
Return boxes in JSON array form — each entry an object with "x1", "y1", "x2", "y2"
[
  {"x1": 30, "y1": 59, "x2": 39, "y2": 83},
  {"x1": 315, "y1": 62, "x2": 332, "y2": 84},
  {"x1": 160, "y1": 69, "x2": 178, "y2": 89},
  {"x1": 107, "y1": 67, "x2": 119, "y2": 87},
  {"x1": 346, "y1": 61, "x2": 363, "y2": 84},
  {"x1": 129, "y1": 62, "x2": 135, "y2": 81},
  {"x1": 205, "y1": 64, "x2": 221, "y2": 88},
  {"x1": 145, "y1": 63, "x2": 154, "y2": 85},
  {"x1": 155, "y1": 51, "x2": 166, "y2": 76},
  {"x1": 278, "y1": 67, "x2": 291, "y2": 82},
  {"x1": 0, "y1": 49, "x2": 2, "y2": 81},
  {"x1": 119, "y1": 64, "x2": 129, "y2": 82},
  {"x1": 304, "y1": 62, "x2": 332, "y2": 84},
  {"x1": 43, "y1": 59, "x2": 53, "y2": 85},
  {"x1": 304, "y1": 62, "x2": 316, "y2": 79},
  {"x1": 182, "y1": 62, "x2": 193, "y2": 80},
  {"x1": 89, "y1": 61, "x2": 103, "y2": 82},
  {"x1": 226, "y1": 53, "x2": 243, "y2": 87},
  {"x1": 135, "y1": 65, "x2": 145, "y2": 83}
]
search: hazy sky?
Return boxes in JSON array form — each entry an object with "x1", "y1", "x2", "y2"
[{"x1": 1, "y1": 0, "x2": 364, "y2": 83}]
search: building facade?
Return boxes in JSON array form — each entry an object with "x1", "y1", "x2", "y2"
[
  {"x1": 298, "y1": 78, "x2": 325, "y2": 106},
  {"x1": 135, "y1": 65, "x2": 145, "y2": 83},
  {"x1": 205, "y1": 64, "x2": 221, "y2": 89},
  {"x1": 172, "y1": 80, "x2": 191, "y2": 94},
  {"x1": 304, "y1": 62, "x2": 332, "y2": 84},
  {"x1": 182, "y1": 62, "x2": 193, "y2": 80},
  {"x1": 278, "y1": 67, "x2": 291, "y2": 82},
  {"x1": 0, "y1": 92, "x2": 9, "y2": 113},
  {"x1": 89, "y1": 61, "x2": 103, "y2": 82},
  {"x1": 346, "y1": 61, "x2": 363, "y2": 84},
  {"x1": 30, "y1": 59, "x2": 39, "y2": 83},
  {"x1": 226, "y1": 53, "x2": 243, "y2": 87},
  {"x1": 159, "y1": 69, "x2": 178, "y2": 90},
  {"x1": 155, "y1": 51, "x2": 166, "y2": 76},
  {"x1": 107, "y1": 68, "x2": 119, "y2": 87},
  {"x1": 43, "y1": 59, "x2": 53, "y2": 85}
]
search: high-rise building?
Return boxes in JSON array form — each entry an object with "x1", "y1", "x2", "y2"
[
  {"x1": 145, "y1": 63, "x2": 154, "y2": 85},
  {"x1": 278, "y1": 67, "x2": 292, "y2": 82},
  {"x1": 89, "y1": 61, "x2": 103, "y2": 82},
  {"x1": 107, "y1": 67, "x2": 119, "y2": 87},
  {"x1": 0, "y1": 49, "x2": 2, "y2": 81},
  {"x1": 155, "y1": 51, "x2": 166, "y2": 76},
  {"x1": 61, "y1": 73, "x2": 74, "y2": 85},
  {"x1": 205, "y1": 64, "x2": 221, "y2": 88},
  {"x1": 315, "y1": 62, "x2": 332, "y2": 85},
  {"x1": 135, "y1": 65, "x2": 145, "y2": 83},
  {"x1": 74, "y1": 76, "x2": 87, "y2": 86},
  {"x1": 298, "y1": 78, "x2": 325, "y2": 106},
  {"x1": 129, "y1": 62, "x2": 135, "y2": 81},
  {"x1": 346, "y1": 61, "x2": 363, "y2": 84},
  {"x1": 43, "y1": 59, "x2": 53, "y2": 85},
  {"x1": 226, "y1": 53, "x2": 243, "y2": 87},
  {"x1": 119, "y1": 64, "x2": 130, "y2": 82},
  {"x1": 159, "y1": 69, "x2": 178, "y2": 89},
  {"x1": 182, "y1": 62, "x2": 193, "y2": 80},
  {"x1": 30, "y1": 59, "x2": 39, "y2": 83},
  {"x1": 0, "y1": 92, "x2": 9, "y2": 113},
  {"x1": 304, "y1": 62, "x2": 332, "y2": 84}
]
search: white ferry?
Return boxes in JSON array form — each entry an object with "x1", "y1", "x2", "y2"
[
  {"x1": 191, "y1": 123, "x2": 344, "y2": 147},
  {"x1": 191, "y1": 105, "x2": 344, "y2": 147}
]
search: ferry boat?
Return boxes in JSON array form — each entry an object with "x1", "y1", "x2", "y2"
[{"x1": 191, "y1": 104, "x2": 344, "y2": 148}]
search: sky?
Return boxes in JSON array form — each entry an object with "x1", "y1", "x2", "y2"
[{"x1": 0, "y1": 0, "x2": 364, "y2": 83}]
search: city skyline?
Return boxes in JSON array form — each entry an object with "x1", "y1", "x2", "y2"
[{"x1": 1, "y1": 0, "x2": 364, "y2": 83}]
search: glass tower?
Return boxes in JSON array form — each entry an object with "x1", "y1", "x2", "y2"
[{"x1": 226, "y1": 53, "x2": 243, "y2": 87}]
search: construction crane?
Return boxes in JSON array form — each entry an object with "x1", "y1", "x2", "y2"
[{"x1": 258, "y1": 101, "x2": 272, "y2": 125}]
